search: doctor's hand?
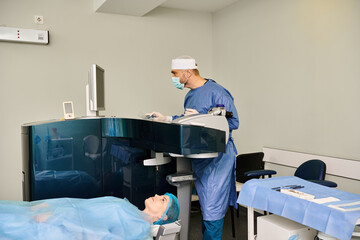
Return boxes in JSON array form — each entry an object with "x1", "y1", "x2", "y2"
[
  {"x1": 145, "y1": 112, "x2": 172, "y2": 122},
  {"x1": 184, "y1": 108, "x2": 199, "y2": 116}
]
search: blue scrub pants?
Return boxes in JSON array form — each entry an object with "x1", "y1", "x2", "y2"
[{"x1": 201, "y1": 218, "x2": 224, "y2": 240}]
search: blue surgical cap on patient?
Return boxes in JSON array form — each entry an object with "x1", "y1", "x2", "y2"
[{"x1": 154, "y1": 193, "x2": 180, "y2": 225}]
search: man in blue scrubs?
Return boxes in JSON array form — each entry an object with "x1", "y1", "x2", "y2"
[{"x1": 151, "y1": 56, "x2": 239, "y2": 239}]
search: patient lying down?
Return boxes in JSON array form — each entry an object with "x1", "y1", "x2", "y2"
[{"x1": 0, "y1": 193, "x2": 180, "y2": 240}]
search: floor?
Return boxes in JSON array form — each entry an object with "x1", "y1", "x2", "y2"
[{"x1": 189, "y1": 201, "x2": 260, "y2": 240}]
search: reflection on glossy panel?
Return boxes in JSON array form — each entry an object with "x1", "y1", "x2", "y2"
[
  {"x1": 102, "y1": 118, "x2": 226, "y2": 155},
  {"x1": 23, "y1": 118, "x2": 178, "y2": 209},
  {"x1": 22, "y1": 118, "x2": 222, "y2": 209},
  {"x1": 26, "y1": 119, "x2": 102, "y2": 200},
  {"x1": 103, "y1": 138, "x2": 176, "y2": 209}
]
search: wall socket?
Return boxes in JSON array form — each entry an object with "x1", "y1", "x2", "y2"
[{"x1": 34, "y1": 15, "x2": 44, "y2": 24}]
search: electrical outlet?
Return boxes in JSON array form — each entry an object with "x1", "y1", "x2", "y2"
[{"x1": 34, "y1": 15, "x2": 44, "y2": 24}]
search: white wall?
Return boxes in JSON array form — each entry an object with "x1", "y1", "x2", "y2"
[
  {"x1": 213, "y1": 0, "x2": 360, "y2": 191},
  {"x1": 0, "y1": 0, "x2": 213, "y2": 200},
  {"x1": 1, "y1": 0, "x2": 360, "y2": 200}
]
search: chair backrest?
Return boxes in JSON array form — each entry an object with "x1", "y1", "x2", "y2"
[
  {"x1": 294, "y1": 159, "x2": 326, "y2": 181},
  {"x1": 83, "y1": 135, "x2": 100, "y2": 160},
  {"x1": 236, "y1": 152, "x2": 265, "y2": 183}
]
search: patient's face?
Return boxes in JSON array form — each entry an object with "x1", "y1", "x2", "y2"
[{"x1": 144, "y1": 194, "x2": 169, "y2": 218}]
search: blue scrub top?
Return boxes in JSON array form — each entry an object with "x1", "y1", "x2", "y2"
[{"x1": 173, "y1": 79, "x2": 239, "y2": 221}]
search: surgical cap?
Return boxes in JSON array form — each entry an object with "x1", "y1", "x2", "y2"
[
  {"x1": 154, "y1": 193, "x2": 180, "y2": 225},
  {"x1": 171, "y1": 56, "x2": 197, "y2": 70}
]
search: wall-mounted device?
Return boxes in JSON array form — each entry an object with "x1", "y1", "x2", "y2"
[
  {"x1": 63, "y1": 101, "x2": 75, "y2": 120},
  {"x1": 86, "y1": 64, "x2": 105, "y2": 117},
  {"x1": 0, "y1": 26, "x2": 49, "y2": 45}
]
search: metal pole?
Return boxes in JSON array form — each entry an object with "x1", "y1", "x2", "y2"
[
  {"x1": 176, "y1": 157, "x2": 192, "y2": 240},
  {"x1": 248, "y1": 207, "x2": 255, "y2": 240}
]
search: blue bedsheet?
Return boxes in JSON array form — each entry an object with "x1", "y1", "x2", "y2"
[
  {"x1": 237, "y1": 176, "x2": 360, "y2": 240},
  {"x1": 0, "y1": 196, "x2": 152, "y2": 240}
]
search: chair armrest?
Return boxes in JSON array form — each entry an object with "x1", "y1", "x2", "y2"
[
  {"x1": 308, "y1": 180, "x2": 338, "y2": 188},
  {"x1": 244, "y1": 170, "x2": 277, "y2": 178}
]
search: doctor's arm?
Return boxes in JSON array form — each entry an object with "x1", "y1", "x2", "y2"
[{"x1": 146, "y1": 112, "x2": 172, "y2": 122}]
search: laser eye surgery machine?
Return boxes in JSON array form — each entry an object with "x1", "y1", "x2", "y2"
[{"x1": 22, "y1": 110, "x2": 229, "y2": 240}]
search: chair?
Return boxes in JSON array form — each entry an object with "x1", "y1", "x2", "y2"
[
  {"x1": 83, "y1": 135, "x2": 104, "y2": 177},
  {"x1": 235, "y1": 152, "x2": 277, "y2": 195},
  {"x1": 230, "y1": 152, "x2": 277, "y2": 238},
  {"x1": 83, "y1": 135, "x2": 101, "y2": 160},
  {"x1": 237, "y1": 152, "x2": 264, "y2": 182},
  {"x1": 294, "y1": 159, "x2": 337, "y2": 187},
  {"x1": 242, "y1": 158, "x2": 338, "y2": 188},
  {"x1": 236, "y1": 152, "x2": 277, "y2": 182}
]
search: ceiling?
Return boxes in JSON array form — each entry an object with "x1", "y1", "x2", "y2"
[{"x1": 94, "y1": 0, "x2": 239, "y2": 17}]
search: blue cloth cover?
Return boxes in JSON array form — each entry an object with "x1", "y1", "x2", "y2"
[
  {"x1": 0, "y1": 197, "x2": 152, "y2": 240},
  {"x1": 173, "y1": 79, "x2": 239, "y2": 221},
  {"x1": 237, "y1": 176, "x2": 360, "y2": 240}
]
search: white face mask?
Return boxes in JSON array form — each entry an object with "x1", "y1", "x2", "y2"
[{"x1": 172, "y1": 77, "x2": 184, "y2": 90}]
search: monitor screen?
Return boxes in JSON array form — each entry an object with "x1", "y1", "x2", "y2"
[{"x1": 64, "y1": 102, "x2": 73, "y2": 114}]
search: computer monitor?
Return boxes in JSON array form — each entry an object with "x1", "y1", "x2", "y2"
[{"x1": 86, "y1": 64, "x2": 105, "y2": 117}]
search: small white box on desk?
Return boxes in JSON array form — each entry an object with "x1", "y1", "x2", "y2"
[{"x1": 257, "y1": 215, "x2": 317, "y2": 240}]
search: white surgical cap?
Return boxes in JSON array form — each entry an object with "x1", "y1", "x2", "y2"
[{"x1": 171, "y1": 56, "x2": 198, "y2": 70}]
